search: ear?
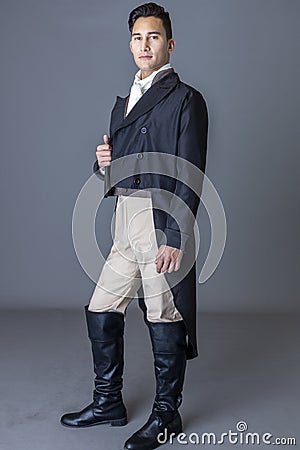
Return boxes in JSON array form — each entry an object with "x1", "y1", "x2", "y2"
[
  {"x1": 168, "y1": 39, "x2": 176, "y2": 54},
  {"x1": 129, "y1": 40, "x2": 133, "y2": 54}
]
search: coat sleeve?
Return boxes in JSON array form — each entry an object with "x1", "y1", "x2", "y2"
[
  {"x1": 93, "y1": 159, "x2": 105, "y2": 180},
  {"x1": 163, "y1": 90, "x2": 208, "y2": 251}
]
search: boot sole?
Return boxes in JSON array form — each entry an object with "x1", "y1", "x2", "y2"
[
  {"x1": 123, "y1": 422, "x2": 182, "y2": 449},
  {"x1": 60, "y1": 416, "x2": 127, "y2": 428}
]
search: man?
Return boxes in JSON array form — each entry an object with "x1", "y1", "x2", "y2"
[{"x1": 60, "y1": 3, "x2": 208, "y2": 450}]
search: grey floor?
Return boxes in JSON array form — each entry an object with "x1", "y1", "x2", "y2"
[{"x1": 0, "y1": 308, "x2": 299, "y2": 450}]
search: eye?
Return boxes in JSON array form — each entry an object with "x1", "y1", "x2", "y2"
[{"x1": 133, "y1": 36, "x2": 141, "y2": 41}]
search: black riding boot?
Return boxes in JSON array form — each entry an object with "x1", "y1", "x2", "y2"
[
  {"x1": 60, "y1": 305, "x2": 127, "y2": 428},
  {"x1": 124, "y1": 319, "x2": 187, "y2": 450}
]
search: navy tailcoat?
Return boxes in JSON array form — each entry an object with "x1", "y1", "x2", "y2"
[{"x1": 93, "y1": 70, "x2": 208, "y2": 359}]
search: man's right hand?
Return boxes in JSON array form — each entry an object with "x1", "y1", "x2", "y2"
[{"x1": 96, "y1": 134, "x2": 112, "y2": 168}]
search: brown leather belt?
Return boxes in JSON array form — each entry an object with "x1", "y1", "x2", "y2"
[{"x1": 113, "y1": 187, "x2": 152, "y2": 198}]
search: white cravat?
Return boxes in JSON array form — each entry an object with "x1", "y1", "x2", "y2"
[
  {"x1": 126, "y1": 63, "x2": 171, "y2": 116},
  {"x1": 99, "y1": 63, "x2": 172, "y2": 175}
]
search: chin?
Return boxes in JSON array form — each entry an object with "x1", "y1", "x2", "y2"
[{"x1": 136, "y1": 60, "x2": 155, "y2": 70}]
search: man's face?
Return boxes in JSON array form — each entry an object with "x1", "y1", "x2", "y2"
[{"x1": 129, "y1": 16, "x2": 175, "y2": 79}]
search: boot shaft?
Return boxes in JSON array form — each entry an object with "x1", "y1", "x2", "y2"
[
  {"x1": 145, "y1": 319, "x2": 188, "y2": 411},
  {"x1": 84, "y1": 305, "x2": 125, "y2": 395}
]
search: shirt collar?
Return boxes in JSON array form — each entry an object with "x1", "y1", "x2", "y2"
[{"x1": 134, "y1": 63, "x2": 172, "y2": 90}]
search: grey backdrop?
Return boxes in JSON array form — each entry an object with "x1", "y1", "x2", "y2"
[{"x1": 0, "y1": 0, "x2": 299, "y2": 311}]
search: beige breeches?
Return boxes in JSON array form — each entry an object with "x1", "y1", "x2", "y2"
[{"x1": 88, "y1": 194, "x2": 183, "y2": 322}]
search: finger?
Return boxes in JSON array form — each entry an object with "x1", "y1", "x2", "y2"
[
  {"x1": 161, "y1": 256, "x2": 171, "y2": 273},
  {"x1": 155, "y1": 252, "x2": 164, "y2": 263},
  {"x1": 96, "y1": 146, "x2": 111, "y2": 153},
  {"x1": 174, "y1": 252, "x2": 183, "y2": 271},
  {"x1": 156, "y1": 258, "x2": 164, "y2": 273},
  {"x1": 155, "y1": 245, "x2": 166, "y2": 262},
  {"x1": 174, "y1": 259, "x2": 181, "y2": 271},
  {"x1": 167, "y1": 253, "x2": 178, "y2": 273},
  {"x1": 103, "y1": 134, "x2": 110, "y2": 144},
  {"x1": 155, "y1": 251, "x2": 165, "y2": 269},
  {"x1": 98, "y1": 156, "x2": 112, "y2": 162},
  {"x1": 167, "y1": 262, "x2": 175, "y2": 273}
]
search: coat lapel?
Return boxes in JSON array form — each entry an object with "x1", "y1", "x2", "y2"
[
  {"x1": 111, "y1": 71, "x2": 180, "y2": 136},
  {"x1": 109, "y1": 96, "x2": 128, "y2": 136}
]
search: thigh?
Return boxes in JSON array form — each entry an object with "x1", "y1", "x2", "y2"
[
  {"x1": 88, "y1": 243, "x2": 142, "y2": 313},
  {"x1": 128, "y1": 195, "x2": 183, "y2": 322},
  {"x1": 88, "y1": 196, "x2": 142, "y2": 313},
  {"x1": 138, "y1": 235, "x2": 183, "y2": 323}
]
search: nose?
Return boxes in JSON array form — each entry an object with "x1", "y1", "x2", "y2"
[{"x1": 140, "y1": 38, "x2": 150, "y2": 52}]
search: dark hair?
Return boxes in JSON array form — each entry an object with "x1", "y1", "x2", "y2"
[{"x1": 128, "y1": 2, "x2": 172, "y2": 40}]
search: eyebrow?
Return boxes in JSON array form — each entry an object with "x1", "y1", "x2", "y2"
[{"x1": 132, "y1": 31, "x2": 162, "y2": 36}]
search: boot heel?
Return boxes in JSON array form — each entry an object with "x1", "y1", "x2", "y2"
[
  {"x1": 169, "y1": 414, "x2": 183, "y2": 434},
  {"x1": 110, "y1": 416, "x2": 127, "y2": 427}
]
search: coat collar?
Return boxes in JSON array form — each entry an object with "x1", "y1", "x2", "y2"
[{"x1": 110, "y1": 70, "x2": 180, "y2": 136}]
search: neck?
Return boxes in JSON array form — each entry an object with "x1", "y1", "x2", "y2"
[{"x1": 140, "y1": 62, "x2": 170, "y2": 80}]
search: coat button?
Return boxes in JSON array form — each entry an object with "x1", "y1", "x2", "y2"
[
  {"x1": 141, "y1": 127, "x2": 147, "y2": 134},
  {"x1": 137, "y1": 153, "x2": 143, "y2": 159},
  {"x1": 134, "y1": 178, "x2": 141, "y2": 185}
]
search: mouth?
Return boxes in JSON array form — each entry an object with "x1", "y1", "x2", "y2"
[{"x1": 139, "y1": 55, "x2": 152, "y2": 59}]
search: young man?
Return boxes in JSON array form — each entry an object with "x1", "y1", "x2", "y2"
[{"x1": 60, "y1": 3, "x2": 208, "y2": 449}]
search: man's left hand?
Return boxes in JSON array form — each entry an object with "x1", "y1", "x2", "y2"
[{"x1": 155, "y1": 244, "x2": 183, "y2": 273}]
